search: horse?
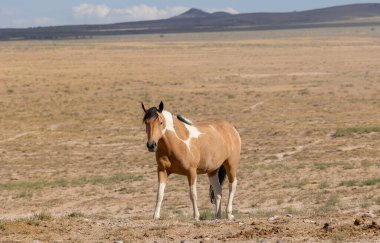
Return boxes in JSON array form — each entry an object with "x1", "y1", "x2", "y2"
[{"x1": 141, "y1": 101, "x2": 241, "y2": 220}]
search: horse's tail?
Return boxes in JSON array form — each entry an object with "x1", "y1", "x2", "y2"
[{"x1": 209, "y1": 165, "x2": 226, "y2": 204}]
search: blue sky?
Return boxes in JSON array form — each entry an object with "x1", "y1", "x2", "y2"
[{"x1": 1, "y1": 0, "x2": 379, "y2": 28}]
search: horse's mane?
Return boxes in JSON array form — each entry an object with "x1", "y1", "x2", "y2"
[
  {"x1": 177, "y1": 115, "x2": 193, "y2": 125},
  {"x1": 143, "y1": 107, "x2": 159, "y2": 121},
  {"x1": 144, "y1": 108, "x2": 193, "y2": 127}
]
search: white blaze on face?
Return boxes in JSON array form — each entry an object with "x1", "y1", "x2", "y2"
[{"x1": 161, "y1": 110, "x2": 202, "y2": 150}]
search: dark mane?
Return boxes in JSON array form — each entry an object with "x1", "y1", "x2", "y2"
[
  {"x1": 143, "y1": 107, "x2": 159, "y2": 121},
  {"x1": 177, "y1": 114, "x2": 193, "y2": 125}
]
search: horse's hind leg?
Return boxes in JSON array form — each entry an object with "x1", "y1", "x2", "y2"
[
  {"x1": 208, "y1": 170, "x2": 222, "y2": 219},
  {"x1": 224, "y1": 155, "x2": 239, "y2": 220}
]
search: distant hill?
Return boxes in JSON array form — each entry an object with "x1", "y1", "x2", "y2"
[
  {"x1": 171, "y1": 8, "x2": 232, "y2": 19},
  {"x1": 172, "y1": 8, "x2": 212, "y2": 19},
  {"x1": 1, "y1": 3, "x2": 380, "y2": 40}
]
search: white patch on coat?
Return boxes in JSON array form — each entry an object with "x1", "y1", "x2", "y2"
[
  {"x1": 162, "y1": 110, "x2": 175, "y2": 134},
  {"x1": 182, "y1": 123, "x2": 202, "y2": 148},
  {"x1": 162, "y1": 110, "x2": 202, "y2": 150}
]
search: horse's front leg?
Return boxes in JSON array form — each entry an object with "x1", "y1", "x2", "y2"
[
  {"x1": 187, "y1": 169, "x2": 200, "y2": 220},
  {"x1": 153, "y1": 169, "x2": 167, "y2": 220}
]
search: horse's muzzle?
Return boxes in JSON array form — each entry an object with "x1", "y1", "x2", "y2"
[{"x1": 147, "y1": 141, "x2": 157, "y2": 152}]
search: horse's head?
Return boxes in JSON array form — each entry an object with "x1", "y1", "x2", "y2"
[{"x1": 141, "y1": 101, "x2": 166, "y2": 152}]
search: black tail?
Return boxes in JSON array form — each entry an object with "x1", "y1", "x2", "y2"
[{"x1": 209, "y1": 165, "x2": 226, "y2": 204}]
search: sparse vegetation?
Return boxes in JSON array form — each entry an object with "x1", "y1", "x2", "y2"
[
  {"x1": 225, "y1": 93, "x2": 236, "y2": 99},
  {"x1": 199, "y1": 210, "x2": 214, "y2": 221},
  {"x1": 360, "y1": 160, "x2": 373, "y2": 168},
  {"x1": 276, "y1": 198, "x2": 284, "y2": 205},
  {"x1": 333, "y1": 126, "x2": 380, "y2": 137},
  {"x1": 313, "y1": 161, "x2": 347, "y2": 170},
  {"x1": 316, "y1": 195, "x2": 339, "y2": 213},
  {"x1": 284, "y1": 207, "x2": 300, "y2": 215},
  {"x1": 24, "y1": 211, "x2": 52, "y2": 226},
  {"x1": 342, "y1": 163, "x2": 355, "y2": 170},
  {"x1": 68, "y1": 211, "x2": 84, "y2": 218},
  {"x1": 373, "y1": 197, "x2": 380, "y2": 205},
  {"x1": 319, "y1": 180, "x2": 329, "y2": 189},
  {"x1": 339, "y1": 177, "x2": 380, "y2": 187},
  {"x1": 264, "y1": 155, "x2": 278, "y2": 161},
  {"x1": 332, "y1": 233, "x2": 346, "y2": 243},
  {"x1": 0, "y1": 173, "x2": 143, "y2": 191},
  {"x1": 0, "y1": 220, "x2": 5, "y2": 231},
  {"x1": 34, "y1": 211, "x2": 52, "y2": 221},
  {"x1": 362, "y1": 177, "x2": 380, "y2": 186},
  {"x1": 361, "y1": 198, "x2": 371, "y2": 209},
  {"x1": 14, "y1": 191, "x2": 33, "y2": 198},
  {"x1": 283, "y1": 179, "x2": 309, "y2": 189},
  {"x1": 298, "y1": 89, "x2": 310, "y2": 95},
  {"x1": 26, "y1": 217, "x2": 40, "y2": 226},
  {"x1": 314, "y1": 162, "x2": 332, "y2": 170},
  {"x1": 253, "y1": 209, "x2": 281, "y2": 218},
  {"x1": 339, "y1": 179, "x2": 358, "y2": 187}
]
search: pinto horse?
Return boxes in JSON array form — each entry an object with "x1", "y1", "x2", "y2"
[{"x1": 142, "y1": 101, "x2": 241, "y2": 220}]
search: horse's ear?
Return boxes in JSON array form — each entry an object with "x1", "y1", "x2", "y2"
[
  {"x1": 158, "y1": 101, "x2": 164, "y2": 113},
  {"x1": 141, "y1": 102, "x2": 148, "y2": 113}
]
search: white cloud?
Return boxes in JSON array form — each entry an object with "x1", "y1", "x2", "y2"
[
  {"x1": 209, "y1": 7, "x2": 239, "y2": 14},
  {"x1": 72, "y1": 3, "x2": 188, "y2": 23},
  {"x1": 111, "y1": 4, "x2": 188, "y2": 21},
  {"x1": 72, "y1": 3, "x2": 111, "y2": 19}
]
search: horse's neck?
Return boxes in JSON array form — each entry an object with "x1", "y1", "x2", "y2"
[
  {"x1": 159, "y1": 111, "x2": 194, "y2": 156},
  {"x1": 161, "y1": 112, "x2": 185, "y2": 144},
  {"x1": 158, "y1": 110, "x2": 177, "y2": 153},
  {"x1": 161, "y1": 110, "x2": 175, "y2": 134}
]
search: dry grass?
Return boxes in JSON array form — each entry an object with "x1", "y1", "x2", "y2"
[
  {"x1": 333, "y1": 127, "x2": 380, "y2": 137},
  {"x1": 0, "y1": 26, "x2": 380, "y2": 241}
]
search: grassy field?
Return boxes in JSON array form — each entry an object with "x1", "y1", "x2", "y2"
[{"x1": 0, "y1": 26, "x2": 380, "y2": 242}]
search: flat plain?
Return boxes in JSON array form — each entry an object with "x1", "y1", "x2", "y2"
[{"x1": 0, "y1": 26, "x2": 380, "y2": 242}]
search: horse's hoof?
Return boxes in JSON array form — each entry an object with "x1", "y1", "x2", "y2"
[
  {"x1": 227, "y1": 214, "x2": 235, "y2": 220},
  {"x1": 153, "y1": 215, "x2": 160, "y2": 220}
]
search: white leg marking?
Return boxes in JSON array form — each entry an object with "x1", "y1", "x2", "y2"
[
  {"x1": 226, "y1": 179, "x2": 237, "y2": 220},
  {"x1": 209, "y1": 173, "x2": 222, "y2": 219},
  {"x1": 153, "y1": 183, "x2": 166, "y2": 220},
  {"x1": 189, "y1": 179, "x2": 200, "y2": 220}
]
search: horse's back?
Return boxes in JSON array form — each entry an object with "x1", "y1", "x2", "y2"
[
  {"x1": 196, "y1": 119, "x2": 240, "y2": 144},
  {"x1": 194, "y1": 118, "x2": 241, "y2": 173}
]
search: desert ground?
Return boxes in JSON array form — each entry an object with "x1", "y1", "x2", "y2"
[{"x1": 0, "y1": 26, "x2": 380, "y2": 242}]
